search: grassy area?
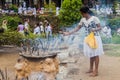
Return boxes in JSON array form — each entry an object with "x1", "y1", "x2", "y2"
[{"x1": 103, "y1": 44, "x2": 120, "y2": 57}]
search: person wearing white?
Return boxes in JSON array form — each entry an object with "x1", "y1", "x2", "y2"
[
  {"x1": 24, "y1": 19, "x2": 29, "y2": 30},
  {"x1": 48, "y1": 25, "x2": 52, "y2": 36},
  {"x1": 45, "y1": 23, "x2": 49, "y2": 38},
  {"x1": 117, "y1": 28, "x2": 120, "y2": 35},
  {"x1": 106, "y1": 8, "x2": 111, "y2": 15},
  {"x1": 56, "y1": 7, "x2": 59, "y2": 16},
  {"x1": 23, "y1": 1, "x2": 26, "y2": 8},
  {"x1": 106, "y1": 26, "x2": 112, "y2": 38},
  {"x1": 24, "y1": 19, "x2": 30, "y2": 35},
  {"x1": 109, "y1": 8, "x2": 113, "y2": 14},
  {"x1": 34, "y1": 23, "x2": 40, "y2": 35},
  {"x1": 96, "y1": 4, "x2": 99, "y2": 14},
  {"x1": 33, "y1": 7, "x2": 37, "y2": 16},
  {"x1": 45, "y1": 23, "x2": 52, "y2": 38},
  {"x1": 18, "y1": 6, "x2": 22, "y2": 14},
  {"x1": 78, "y1": 16, "x2": 104, "y2": 58},
  {"x1": 102, "y1": 25, "x2": 112, "y2": 38},
  {"x1": 102, "y1": 26, "x2": 108, "y2": 36},
  {"x1": 24, "y1": 22, "x2": 29, "y2": 30},
  {"x1": 102, "y1": 25, "x2": 112, "y2": 43},
  {"x1": 63, "y1": 7, "x2": 104, "y2": 77},
  {"x1": 23, "y1": 7, "x2": 27, "y2": 15},
  {"x1": 40, "y1": 7, "x2": 44, "y2": 14},
  {"x1": 39, "y1": 22, "x2": 44, "y2": 33}
]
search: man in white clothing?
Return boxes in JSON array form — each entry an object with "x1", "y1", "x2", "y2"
[
  {"x1": 39, "y1": 22, "x2": 44, "y2": 34},
  {"x1": 34, "y1": 23, "x2": 40, "y2": 35}
]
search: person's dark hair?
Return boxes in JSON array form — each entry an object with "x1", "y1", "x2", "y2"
[
  {"x1": 80, "y1": 6, "x2": 94, "y2": 16},
  {"x1": 37, "y1": 23, "x2": 39, "y2": 26},
  {"x1": 80, "y1": 6, "x2": 90, "y2": 13},
  {"x1": 47, "y1": 23, "x2": 49, "y2": 26},
  {"x1": 18, "y1": 22, "x2": 22, "y2": 25}
]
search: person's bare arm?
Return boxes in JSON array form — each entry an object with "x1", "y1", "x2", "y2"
[
  {"x1": 17, "y1": 26, "x2": 19, "y2": 31},
  {"x1": 63, "y1": 25, "x2": 81, "y2": 35},
  {"x1": 69, "y1": 25, "x2": 81, "y2": 35}
]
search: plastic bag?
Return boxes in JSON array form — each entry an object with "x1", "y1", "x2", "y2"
[{"x1": 85, "y1": 32, "x2": 98, "y2": 49}]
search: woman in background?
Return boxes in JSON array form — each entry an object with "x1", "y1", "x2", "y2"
[{"x1": 17, "y1": 22, "x2": 25, "y2": 34}]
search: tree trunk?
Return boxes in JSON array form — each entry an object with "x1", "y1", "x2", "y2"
[
  {"x1": 1, "y1": 0, "x2": 6, "y2": 8},
  {"x1": 17, "y1": 0, "x2": 20, "y2": 6},
  {"x1": 0, "y1": 0, "x2": 2, "y2": 8},
  {"x1": 12, "y1": 0, "x2": 14, "y2": 4},
  {"x1": 37, "y1": 0, "x2": 41, "y2": 9},
  {"x1": 27, "y1": 0, "x2": 30, "y2": 7},
  {"x1": 29, "y1": 0, "x2": 34, "y2": 7},
  {"x1": 12, "y1": 0, "x2": 17, "y2": 4}
]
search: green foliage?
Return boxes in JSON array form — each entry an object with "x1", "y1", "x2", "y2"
[
  {"x1": 113, "y1": 1, "x2": 117, "y2": 9},
  {"x1": 113, "y1": 0, "x2": 120, "y2": 9},
  {"x1": 0, "y1": 31, "x2": 24, "y2": 46},
  {"x1": 0, "y1": 15, "x2": 22, "y2": 31},
  {"x1": 101, "y1": 37, "x2": 111, "y2": 44},
  {"x1": 23, "y1": 33, "x2": 45, "y2": 40},
  {"x1": 9, "y1": 4, "x2": 18, "y2": 12},
  {"x1": 44, "y1": 1, "x2": 56, "y2": 11},
  {"x1": 101, "y1": 33, "x2": 120, "y2": 44},
  {"x1": 108, "y1": 17, "x2": 120, "y2": 34},
  {"x1": 112, "y1": 33, "x2": 120, "y2": 44},
  {"x1": 59, "y1": 0, "x2": 82, "y2": 26},
  {"x1": 43, "y1": 1, "x2": 56, "y2": 15},
  {"x1": 112, "y1": 0, "x2": 120, "y2": 14},
  {"x1": 103, "y1": 44, "x2": 120, "y2": 57}
]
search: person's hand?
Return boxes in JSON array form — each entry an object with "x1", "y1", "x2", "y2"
[
  {"x1": 63, "y1": 32, "x2": 70, "y2": 36},
  {"x1": 59, "y1": 31, "x2": 70, "y2": 36},
  {"x1": 59, "y1": 31, "x2": 63, "y2": 34},
  {"x1": 91, "y1": 28, "x2": 96, "y2": 32}
]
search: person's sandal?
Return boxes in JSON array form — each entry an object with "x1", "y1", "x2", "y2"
[
  {"x1": 86, "y1": 70, "x2": 93, "y2": 74},
  {"x1": 89, "y1": 72, "x2": 98, "y2": 77}
]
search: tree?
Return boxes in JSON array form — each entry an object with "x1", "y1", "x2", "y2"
[
  {"x1": 0, "y1": 0, "x2": 6, "y2": 8},
  {"x1": 28, "y1": 0, "x2": 34, "y2": 7},
  {"x1": 37, "y1": 0, "x2": 41, "y2": 8},
  {"x1": 12, "y1": 0, "x2": 16, "y2": 4},
  {"x1": 59, "y1": 0, "x2": 83, "y2": 27}
]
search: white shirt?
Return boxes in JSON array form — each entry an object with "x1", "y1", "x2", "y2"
[
  {"x1": 47, "y1": 25, "x2": 52, "y2": 32},
  {"x1": 79, "y1": 16, "x2": 100, "y2": 27},
  {"x1": 79, "y1": 16, "x2": 100, "y2": 36},
  {"x1": 24, "y1": 22, "x2": 29, "y2": 30},
  {"x1": 18, "y1": 7, "x2": 22, "y2": 14},
  {"x1": 107, "y1": 28, "x2": 112, "y2": 36},
  {"x1": 33, "y1": 8, "x2": 36, "y2": 15},
  {"x1": 56, "y1": 7, "x2": 59, "y2": 15},
  {"x1": 40, "y1": 25, "x2": 44, "y2": 31},
  {"x1": 34, "y1": 26, "x2": 40, "y2": 34},
  {"x1": 24, "y1": 10, "x2": 27, "y2": 15},
  {"x1": 102, "y1": 26, "x2": 108, "y2": 33},
  {"x1": 23, "y1": 2, "x2": 26, "y2": 8}
]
